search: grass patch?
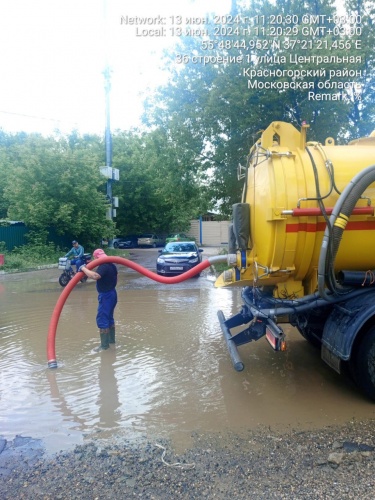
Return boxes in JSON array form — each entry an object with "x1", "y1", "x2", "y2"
[
  {"x1": 0, "y1": 242, "x2": 62, "y2": 272},
  {"x1": 0, "y1": 243, "x2": 131, "y2": 273}
]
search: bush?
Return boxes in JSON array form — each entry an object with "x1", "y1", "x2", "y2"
[{"x1": 0, "y1": 242, "x2": 61, "y2": 271}]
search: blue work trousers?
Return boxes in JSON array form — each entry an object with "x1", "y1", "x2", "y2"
[
  {"x1": 96, "y1": 289, "x2": 117, "y2": 329},
  {"x1": 71, "y1": 258, "x2": 83, "y2": 272}
]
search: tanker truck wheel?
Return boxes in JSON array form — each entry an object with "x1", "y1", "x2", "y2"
[{"x1": 351, "y1": 327, "x2": 375, "y2": 401}]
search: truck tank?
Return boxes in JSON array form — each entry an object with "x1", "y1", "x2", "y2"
[
  {"x1": 216, "y1": 121, "x2": 375, "y2": 401},
  {"x1": 217, "y1": 121, "x2": 375, "y2": 296}
]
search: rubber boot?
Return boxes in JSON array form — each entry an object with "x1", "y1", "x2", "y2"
[
  {"x1": 109, "y1": 326, "x2": 116, "y2": 344},
  {"x1": 93, "y1": 328, "x2": 110, "y2": 352}
]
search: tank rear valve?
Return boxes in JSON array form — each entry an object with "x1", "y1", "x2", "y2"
[{"x1": 227, "y1": 253, "x2": 237, "y2": 265}]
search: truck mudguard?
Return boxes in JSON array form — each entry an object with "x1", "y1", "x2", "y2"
[{"x1": 322, "y1": 291, "x2": 375, "y2": 360}]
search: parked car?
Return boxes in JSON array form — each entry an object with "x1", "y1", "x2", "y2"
[
  {"x1": 115, "y1": 235, "x2": 140, "y2": 249},
  {"x1": 138, "y1": 233, "x2": 164, "y2": 248},
  {"x1": 110, "y1": 237, "x2": 125, "y2": 248},
  {"x1": 138, "y1": 233, "x2": 165, "y2": 248},
  {"x1": 165, "y1": 232, "x2": 195, "y2": 244},
  {"x1": 156, "y1": 241, "x2": 203, "y2": 276}
]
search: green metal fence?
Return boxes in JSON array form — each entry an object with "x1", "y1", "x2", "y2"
[
  {"x1": 0, "y1": 225, "x2": 29, "y2": 251},
  {"x1": 0, "y1": 225, "x2": 73, "y2": 252}
]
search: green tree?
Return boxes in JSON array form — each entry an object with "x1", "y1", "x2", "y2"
[
  {"x1": 343, "y1": 0, "x2": 375, "y2": 138},
  {"x1": 144, "y1": 0, "x2": 373, "y2": 215},
  {"x1": 111, "y1": 128, "x2": 209, "y2": 235},
  {"x1": 0, "y1": 130, "x2": 30, "y2": 218},
  {"x1": 2, "y1": 131, "x2": 114, "y2": 246}
]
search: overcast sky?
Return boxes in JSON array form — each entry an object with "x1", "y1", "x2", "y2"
[{"x1": 0, "y1": 0, "x2": 231, "y2": 136}]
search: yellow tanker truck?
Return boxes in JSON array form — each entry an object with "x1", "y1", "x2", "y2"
[{"x1": 216, "y1": 121, "x2": 375, "y2": 400}]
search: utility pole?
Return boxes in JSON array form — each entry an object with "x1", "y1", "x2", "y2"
[
  {"x1": 100, "y1": 0, "x2": 119, "y2": 225},
  {"x1": 104, "y1": 66, "x2": 113, "y2": 219},
  {"x1": 100, "y1": 67, "x2": 119, "y2": 222}
]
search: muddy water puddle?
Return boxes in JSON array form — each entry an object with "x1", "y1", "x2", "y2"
[{"x1": 1, "y1": 257, "x2": 374, "y2": 455}]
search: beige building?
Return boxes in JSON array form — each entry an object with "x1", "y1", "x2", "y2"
[{"x1": 187, "y1": 218, "x2": 230, "y2": 246}]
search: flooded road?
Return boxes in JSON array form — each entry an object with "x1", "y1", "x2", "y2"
[{"x1": 0, "y1": 248, "x2": 374, "y2": 455}]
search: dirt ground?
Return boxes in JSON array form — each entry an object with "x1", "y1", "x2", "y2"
[{"x1": 1, "y1": 419, "x2": 375, "y2": 499}]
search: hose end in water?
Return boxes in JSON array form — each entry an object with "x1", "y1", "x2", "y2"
[{"x1": 48, "y1": 359, "x2": 58, "y2": 369}]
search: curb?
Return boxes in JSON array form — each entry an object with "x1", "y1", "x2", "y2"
[{"x1": 0, "y1": 264, "x2": 57, "y2": 275}]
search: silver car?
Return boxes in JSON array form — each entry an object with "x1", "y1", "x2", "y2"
[{"x1": 137, "y1": 233, "x2": 165, "y2": 248}]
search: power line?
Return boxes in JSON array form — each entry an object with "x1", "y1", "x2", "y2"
[{"x1": 0, "y1": 109, "x2": 79, "y2": 126}]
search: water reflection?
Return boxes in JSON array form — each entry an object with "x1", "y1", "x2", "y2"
[
  {"x1": 98, "y1": 349, "x2": 120, "y2": 430},
  {"x1": 0, "y1": 266, "x2": 374, "y2": 455}
]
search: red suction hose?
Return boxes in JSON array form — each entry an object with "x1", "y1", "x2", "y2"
[{"x1": 47, "y1": 256, "x2": 220, "y2": 368}]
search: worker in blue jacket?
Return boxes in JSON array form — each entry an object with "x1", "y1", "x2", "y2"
[{"x1": 65, "y1": 240, "x2": 84, "y2": 272}]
